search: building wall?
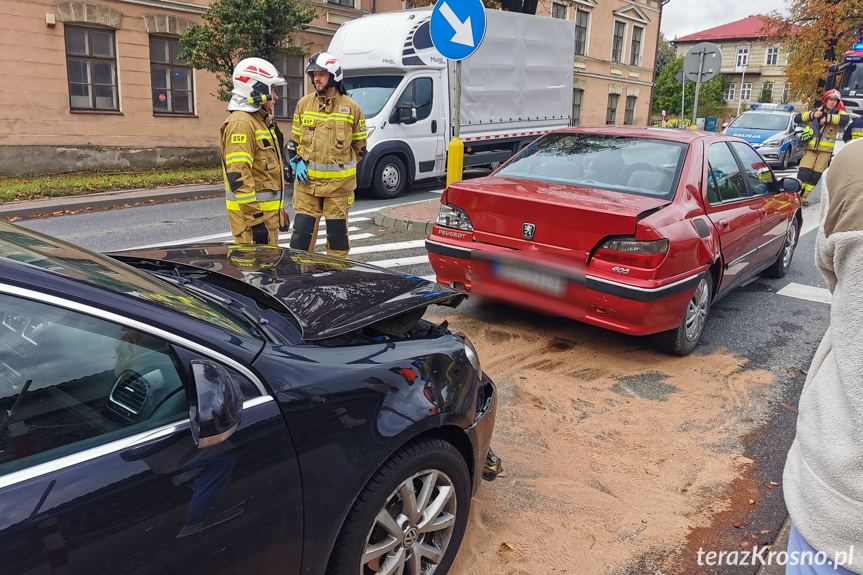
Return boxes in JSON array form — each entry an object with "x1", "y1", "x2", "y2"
[
  {"x1": 539, "y1": 0, "x2": 662, "y2": 126},
  {"x1": 0, "y1": 0, "x2": 387, "y2": 174},
  {"x1": 674, "y1": 38, "x2": 804, "y2": 118}
]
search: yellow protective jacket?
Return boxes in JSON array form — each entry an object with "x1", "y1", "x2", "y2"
[
  {"x1": 290, "y1": 92, "x2": 367, "y2": 198},
  {"x1": 219, "y1": 109, "x2": 286, "y2": 236},
  {"x1": 795, "y1": 108, "x2": 850, "y2": 153}
]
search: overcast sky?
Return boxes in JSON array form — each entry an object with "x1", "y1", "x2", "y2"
[{"x1": 660, "y1": 0, "x2": 789, "y2": 40}]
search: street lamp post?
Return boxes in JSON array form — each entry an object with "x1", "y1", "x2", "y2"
[{"x1": 736, "y1": 64, "x2": 748, "y2": 116}]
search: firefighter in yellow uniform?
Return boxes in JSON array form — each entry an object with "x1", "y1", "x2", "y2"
[
  {"x1": 287, "y1": 52, "x2": 367, "y2": 259},
  {"x1": 793, "y1": 89, "x2": 849, "y2": 206},
  {"x1": 219, "y1": 57, "x2": 289, "y2": 245}
]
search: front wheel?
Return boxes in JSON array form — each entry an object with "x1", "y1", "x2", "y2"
[
  {"x1": 780, "y1": 148, "x2": 791, "y2": 170},
  {"x1": 372, "y1": 155, "x2": 407, "y2": 199},
  {"x1": 652, "y1": 271, "x2": 712, "y2": 356},
  {"x1": 762, "y1": 217, "x2": 799, "y2": 278},
  {"x1": 326, "y1": 437, "x2": 471, "y2": 575}
]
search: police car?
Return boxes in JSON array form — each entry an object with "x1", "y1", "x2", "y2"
[{"x1": 723, "y1": 104, "x2": 805, "y2": 170}]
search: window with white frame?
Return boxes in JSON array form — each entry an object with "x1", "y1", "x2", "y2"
[
  {"x1": 612, "y1": 21, "x2": 626, "y2": 63},
  {"x1": 630, "y1": 26, "x2": 643, "y2": 66},
  {"x1": 607, "y1": 93, "x2": 619, "y2": 125},
  {"x1": 724, "y1": 83, "x2": 736, "y2": 101},
  {"x1": 736, "y1": 47, "x2": 749, "y2": 67},
  {"x1": 624, "y1": 96, "x2": 637, "y2": 125},
  {"x1": 575, "y1": 9, "x2": 590, "y2": 56},
  {"x1": 766, "y1": 47, "x2": 779, "y2": 66},
  {"x1": 740, "y1": 83, "x2": 752, "y2": 101},
  {"x1": 572, "y1": 88, "x2": 583, "y2": 126},
  {"x1": 551, "y1": 2, "x2": 567, "y2": 19}
]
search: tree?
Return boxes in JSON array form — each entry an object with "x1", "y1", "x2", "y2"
[
  {"x1": 762, "y1": 0, "x2": 863, "y2": 106},
  {"x1": 655, "y1": 33, "x2": 677, "y2": 78},
  {"x1": 652, "y1": 56, "x2": 729, "y2": 117},
  {"x1": 180, "y1": 0, "x2": 316, "y2": 101}
]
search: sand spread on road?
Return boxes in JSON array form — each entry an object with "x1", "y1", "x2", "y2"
[{"x1": 426, "y1": 304, "x2": 776, "y2": 575}]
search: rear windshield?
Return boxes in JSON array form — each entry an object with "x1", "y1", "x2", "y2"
[
  {"x1": 729, "y1": 112, "x2": 791, "y2": 131},
  {"x1": 495, "y1": 133, "x2": 688, "y2": 198}
]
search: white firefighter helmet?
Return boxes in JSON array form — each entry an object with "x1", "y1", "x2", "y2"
[
  {"x1": 231, "y1": 57, "x2": 286, "y2": 105},
  {"x1": 306, "y1": 52, "x2": 346, "y2": 95}
]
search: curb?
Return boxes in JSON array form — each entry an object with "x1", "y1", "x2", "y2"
[
  {"x1": 0, "y1": 183, "x2": 227, "y2": 220},
  {"x1": 373, "y1": 200, "x2": 437, "y2": 236},
  {"x1": 754, "y1": 514, "x2": 792, "y2": 575}
]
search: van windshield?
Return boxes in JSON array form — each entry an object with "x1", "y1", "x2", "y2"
[
  {"x1": 344, "y1": 76, "x2": 403, "y2": 119},
  {"x1": 729, "y1": 113, "x2": 790, "y2": 131}
]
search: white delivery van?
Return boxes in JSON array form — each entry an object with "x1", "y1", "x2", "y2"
[{"x1": 328, "y1": 8, "x2": 575, "y2": 198}]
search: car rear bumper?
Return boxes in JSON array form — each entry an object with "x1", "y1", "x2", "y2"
[
  {"x1": 465, "y1": 372, "x2": 497, "y2": 496},
  {"x1": 427, "y1": 236, "x2": 703, "y2": 336}
]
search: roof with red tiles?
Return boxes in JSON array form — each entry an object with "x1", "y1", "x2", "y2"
[{"x1": 673, "y1": 15, "x2": 794, "y2": 43}]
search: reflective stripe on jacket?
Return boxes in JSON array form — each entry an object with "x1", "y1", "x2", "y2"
[
  {"x1": 795, "y1": 108, "x2": 850, "y2": 152},
  {"x1": 219, "y1": 109, "x2": 286, "y2": 233},
  {"x1": 290, "y1": 93, "x2": 367, "y2": 198}
]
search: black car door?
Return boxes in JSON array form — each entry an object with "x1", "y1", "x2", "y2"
[{"x1": 0, "y1": 289, "x2": 303, "y2": 575}]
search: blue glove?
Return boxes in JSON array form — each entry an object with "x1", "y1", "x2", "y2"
[{"x1": 290, "y1": 157, "x2": 310, "y2": 184}]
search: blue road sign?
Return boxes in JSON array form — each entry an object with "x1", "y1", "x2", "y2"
[{"x1": 430, "y1": 0, "x2": 487, "y2": 61}]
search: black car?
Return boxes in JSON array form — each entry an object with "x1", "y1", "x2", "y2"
[{"x1": 0, "y1": 224, "x2": 497, "y2": 575}]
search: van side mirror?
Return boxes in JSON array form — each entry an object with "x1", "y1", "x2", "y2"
[
  {"x1": 189, "y1": 360, "x2": 243, "y2": 448},
  {"x1": 781, "y1": 177, "x2": 802, "y2": 193},
  {"x1": 390, "y1": 102, "x2": 417, "y2": 125}
]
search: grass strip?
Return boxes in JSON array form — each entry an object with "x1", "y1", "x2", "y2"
[{"x1": 0, "y1": 167, "x2": 223, "y2": 203}]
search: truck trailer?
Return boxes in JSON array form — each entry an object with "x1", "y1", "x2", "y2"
[{"x1": 327, "y1": 8, "x2": 575, "y2": 198}]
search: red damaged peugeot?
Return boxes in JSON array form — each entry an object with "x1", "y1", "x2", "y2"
[{"x1": 426, "y1": 127, "x2": 802, "y2": 355}]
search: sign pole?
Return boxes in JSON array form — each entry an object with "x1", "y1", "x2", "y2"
[
  {"x1": 692, "y1": 49, "x2": 705, "y2": 125},
  {"x1": 681, "y1": 77, "x2": 685, "y2": 128},
  {"x1": 447, "y1": 60, "x2": 464, "y2": 186}
]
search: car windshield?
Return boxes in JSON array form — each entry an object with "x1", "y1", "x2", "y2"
[
  {"x1": 729, "y1": 113, "x2": 790, "y2": 131},
  {"x1": 0, "y1": 226, "x2": 261, "y2": 339},
  {"x1": 494, "y1": 133, "x2": 688, "y2": 198},
  {"x1": 840, "y1": 62, "x2": 863, "y2": 95},
  {"x1": 344, "y1": 76, "x2": 403, "y2": 119}
]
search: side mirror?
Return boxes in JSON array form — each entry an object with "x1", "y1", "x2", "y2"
[
  {"x1": 390, "y1": 103, "x2": 417, "y2": 125},
  {"x1": 781, "y1": 177, "x2": 802, "y2": 193},
  {"x1": 189, "y1": 360, "x2": 243, "y2": 448},
  {"x1": 794, "y1": 126, "x2": 804, "y2": 134},
  {"x1": 722, "y1": 122, "x2": 729, "y2": 128}
]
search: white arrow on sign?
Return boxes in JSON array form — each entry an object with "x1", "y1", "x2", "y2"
[{"x1": 439, "y1": 2, "x2": 474, "y2": 47}]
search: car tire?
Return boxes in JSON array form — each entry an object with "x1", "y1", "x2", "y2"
[
  {"x1": 762, "y1": 216, "x2": 799, "y2": 278},
  {"x1": 780, "y1": 148, "x2": 790, "y2": 170},
  {"x1": 326, "y1": 436, "x2": 471, "y2": 575},
  {"x1": 652, "y1": 270, "x2": 713, "y2": 356},
  {"x1": 372, "y1": 155, "x2": 407, "y2": 199}
]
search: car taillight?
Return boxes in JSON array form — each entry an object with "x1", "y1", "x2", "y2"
[
  {"x1": 593, "y1": 238, "x2": 669, "y2": 269},
  {"x1": 436, "y1": 203, "x2": 474, "y2": 232}
]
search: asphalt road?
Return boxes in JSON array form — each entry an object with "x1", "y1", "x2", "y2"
[{"x1": 14, "y1": 166, "x2": 832, "y2": 575}]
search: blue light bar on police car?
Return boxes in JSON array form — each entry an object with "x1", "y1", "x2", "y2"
[
  {"x1": 750, "y1": 104, "x2": 795, "y2": 111},
  {"x1": 854, "y1": 43, "x2": 863, "y2": 50}
]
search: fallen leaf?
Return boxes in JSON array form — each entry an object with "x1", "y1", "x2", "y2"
[
  {"x1": 764, "y1": 483, "x2": 775, "y2": 490},
  {"x1": 496, "y1": 472, "x2": 508, "y2": 478},
  {"x1": 749, "y1": 499, "x2": 757, "y2": 505},
  {"x1": 760, "y1": 530, "x2": 772, "y2": 534},
  {"x1": 770, "y1": 481, "x2": 779, "y2": 486},
  {"x1": 734, "y1": 522, "x2": 747, "y2": 528},
  {"x1": 780, "y1": 403, "x2": 798, "y2": 413},
  {"x1": 734, "y1": 456, "x2": 755, "y2": 464},
  {"x1": 740, "y1": 541, "x2": 750, "y2": 548},
  {"x1": 758, "y1": 541, "x2": 770, "y2": 546},
  {"x1": 500, "y1": 542, "x2": 516, "y2": 552}
]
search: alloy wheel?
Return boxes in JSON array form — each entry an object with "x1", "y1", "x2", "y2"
[
  {"x1": 783, "y1": 220, "x2": 798, "y2": 270},
  {"x1": 781, "y1": 148, "x2": 790, "y2": 170},
  {"x1": 382, "y1": 164, "x2": 401, "y2": 192},
  {"x1": 361, "y1": 469, "x2": 457, "y2": 575},
  {"x1": 684, "y1": 278, "x2": 710, "y2": 342}
]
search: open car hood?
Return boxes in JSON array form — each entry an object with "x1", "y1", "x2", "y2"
[{"x1": 109, "y1": 244, "x2": 464, "y2": 341}]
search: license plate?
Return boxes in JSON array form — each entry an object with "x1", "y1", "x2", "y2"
[{"x1": 491, "y1": 261, "x2": 566, "y2": 296}]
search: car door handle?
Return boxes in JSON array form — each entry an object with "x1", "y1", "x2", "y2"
[
  {"x1": 718, "y1": 219, "x2": 731, "y2": 231},
  {"x1": 431, "y1": 120, "x2": 437, "y2": 134}
]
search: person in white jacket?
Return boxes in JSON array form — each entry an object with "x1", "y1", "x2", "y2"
[{"x1": 783, "y1": 139, "x2": 863, "y2": 575}]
